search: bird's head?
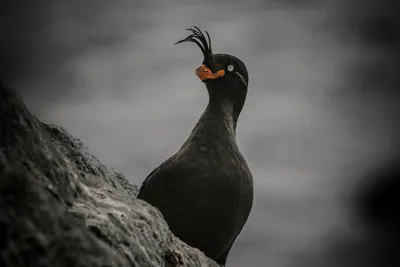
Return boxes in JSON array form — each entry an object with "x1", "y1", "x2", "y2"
[{"x1": 175, "y1": 27, "x2": 249, "y2": 116}]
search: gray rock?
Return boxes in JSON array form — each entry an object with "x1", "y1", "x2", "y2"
[{"x1": 0, "y1": 82, "x2": 219, "y2": 267}]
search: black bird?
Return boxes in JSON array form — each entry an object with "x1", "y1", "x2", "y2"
[{"x1": 137, "y1": 27, "x2": 253, "y2": 266}]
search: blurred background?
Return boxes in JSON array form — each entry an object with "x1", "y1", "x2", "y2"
[{"x1": 1, "y1": 0, "x2": 399, "y2": 266}]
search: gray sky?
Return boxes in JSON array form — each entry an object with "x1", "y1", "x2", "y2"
[{"x1": 2, "y1": 0, "x2": 399, "y2": 266}]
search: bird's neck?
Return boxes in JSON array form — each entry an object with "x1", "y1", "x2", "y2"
[
  {"x1": 182, "y1": 99, "x2": 238, "y2": 148},
  {"x1": 204, "y1": 99, "x2": 238, "y2": 133}
]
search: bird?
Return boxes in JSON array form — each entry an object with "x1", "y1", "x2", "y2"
[{"x1": 137, "y1": 26, "x2": 253, "y2": 266}]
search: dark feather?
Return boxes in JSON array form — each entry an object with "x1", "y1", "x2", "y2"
[{"x1": 175, "y1": 26, "x2": 213, "y2": 63}]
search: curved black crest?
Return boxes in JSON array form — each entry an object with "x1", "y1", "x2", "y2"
[{"x1": 175, "y1": 26, "x2": 213, "y2": 62}]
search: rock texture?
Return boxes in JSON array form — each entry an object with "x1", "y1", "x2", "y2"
[{"x1": 0, "y1": 82, "x2": 219, "y2": 267}]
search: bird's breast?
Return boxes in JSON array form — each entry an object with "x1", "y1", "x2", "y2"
[{"x1": 177, "y1": 139, "x2": 252, "y2": 193}]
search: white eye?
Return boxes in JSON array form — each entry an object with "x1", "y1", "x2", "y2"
[{"x1": 227, "y1": 65, "x2": 234, "y2": 72}]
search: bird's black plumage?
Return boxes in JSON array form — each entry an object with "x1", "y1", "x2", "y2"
[{"x1": 138, "y1": 27, "x2": 253, "y2": 266}]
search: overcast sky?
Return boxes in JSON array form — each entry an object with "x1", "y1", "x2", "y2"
[{"x1": 2, "y1": 1, "x2": 399, "y2": 266}]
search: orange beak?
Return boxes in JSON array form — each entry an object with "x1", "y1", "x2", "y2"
[{"x1": 195, "y1": 64, "x2": 225, "y2": 81}]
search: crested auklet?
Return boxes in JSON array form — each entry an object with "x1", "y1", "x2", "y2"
[{"x1": 138, "y1": 26, "x2": 253, "y2": 266}]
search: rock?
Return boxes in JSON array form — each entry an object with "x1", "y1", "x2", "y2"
[{"x1": 0, "y1": 82, "x2": 219, "y2": 267}]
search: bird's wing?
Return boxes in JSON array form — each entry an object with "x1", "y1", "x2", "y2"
[
  {"x1": 137, "y1": 160, "x2": 184, "y2": 206},
  {"x1": 137, "y1": 158, "x2": 201, "y2": 220},
  {"x1": 137, "y1": 165, "x2": 160, "y2": 199}
]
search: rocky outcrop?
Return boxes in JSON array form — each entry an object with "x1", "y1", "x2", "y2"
[{"x1": 0, "y1": 82, "x2": 219, "y2": 267}]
